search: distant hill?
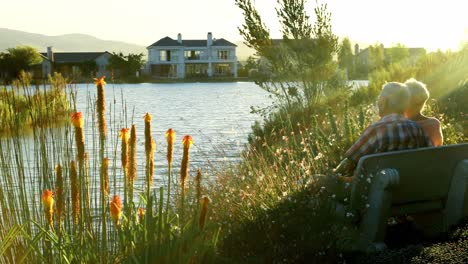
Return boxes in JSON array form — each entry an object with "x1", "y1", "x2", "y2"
[{"x1": 0, "y1": 28, "x2": 147, "y2": 55}]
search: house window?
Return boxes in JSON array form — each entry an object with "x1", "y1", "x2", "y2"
[
  {"x1": 214, "y1": 64, "x2": 231, "y2": 75},
  {"x1": 184, "y1": 50, "x2": 201, "y2": 60},
  {"x1": 218, "y1": 50, "x2": 228, "y2": 60},
  {"x1": 160, "y1": 50, "x2": 171, "y2": 61}
]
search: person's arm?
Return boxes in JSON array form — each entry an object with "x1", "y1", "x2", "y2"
[
  {"x1": 334, "y1": 126, "x2": 376, "y2": 177},
  {"x1": 334, "y1": 158, "x2": 354, "y2": 176},
  {"x1": 433, "y1": 118, "x2": 443, "y2": 146}
]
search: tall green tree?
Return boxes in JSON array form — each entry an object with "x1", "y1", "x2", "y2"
[
  {"x1": 368, "y1": 43, "x2": 385, "y2": 71},
  {"x1": 108, "y1": 52, "x2": 145, "y2": 79},
  {"x1": 338, "y1": 37, "x2": 354, "y2": 79},
  {"x1": 386, "y1": 43, "x2": 410, "y2": 65},
  {"x1": 235, "y1": 0, "x2": 339, "y2": 106},
  {"x1": 0, "y1": 46, "x2": 42, "y2": 79}
]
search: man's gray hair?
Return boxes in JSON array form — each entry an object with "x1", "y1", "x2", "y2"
[
  {"x1": 405, "y1": 78, "x2": 430, "y2": 106},
  {"x1": 380, "y1": 82, "x2": 410, "y2": 113}
]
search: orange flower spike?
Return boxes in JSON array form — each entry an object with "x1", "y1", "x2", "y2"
[
  {"x1": 70, "y1": 112, "x2": 84, "y2": 128},
  {"x1": 165, "y1": 128, "x2": 176, "y2": 164},
  {"x1": 144, "y1": 112, "x2": 152, "y2": 122},
  {"x1": 199, "y1": 196, "x2": 211, "y2": 230},
  {"x1": 182, "y1": 135, "x2": 193, "y2": 149},
  {"x1": 138, "y1": 208, "x2": 145, "y2": 223},
  {"x1": 180, "y1": 135, "x2": 193, "y2": 190},
  {"x1": 93, "y1": 76, "x2": 106, "y2": 88},
  {"x1": 119, "y1": 128, "x2": 130, "y2": 141},
  {"x1": 42, "y1": 189, "x2": 54, "y2": 211},
  {"x1": 42, "y1": 189, "x2": 54, "y2": 225},
  {"x1": 166, "y1": 129, "x2": 176, "y2": 144},
  {"x1": 110, "y1": 195, "x2": 123, "y2": 226}
]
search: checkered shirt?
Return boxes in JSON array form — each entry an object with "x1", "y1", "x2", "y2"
[{"x1": 345, "y1": 114, "x2": 433, "y2": 163}]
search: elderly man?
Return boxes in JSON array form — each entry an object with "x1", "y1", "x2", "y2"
[{"x1": 335, "y1": 82, "x2": 433, "y2": 176}]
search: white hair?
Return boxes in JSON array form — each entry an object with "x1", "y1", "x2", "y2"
[
  {"x1": 405, "y1": 78, "x2": 430, "y2": 107},
  {"x1": 380, "y1": 82, "x2": 410, "y2": 113}
]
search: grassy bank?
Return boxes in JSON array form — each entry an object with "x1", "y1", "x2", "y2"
[
  {"x1": 206, "y1": 45, "x2": 467, "y2": 263},
  {"x1": 0, "y1": 72, "x2": 69, "y2": 135}
]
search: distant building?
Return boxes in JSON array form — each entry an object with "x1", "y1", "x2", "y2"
[
  {"x1": 146, "y1": 32, "x2": 237, "y2": 78},
  {"x1": 40, "y1": 47, "x2": 111, "y2": 78},
  {"x1": 355, "y1": 44, "x2": 426, "y2": 66}
]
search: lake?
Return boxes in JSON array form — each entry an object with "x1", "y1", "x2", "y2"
[{"x1": 74, "y1": 82, "x2": 272, "y2": 188}]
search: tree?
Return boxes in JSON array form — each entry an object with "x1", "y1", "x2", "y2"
[
  {"x1": 235, "y1": 0, "x2": 339, "y2": 105},
  {"x1": 368, "y1": 43, "x2": 385, "y2": 71},
  {"x1": 0, "y1": 46, "x2": 42, "y2": 79},
  {"x1": 108, "y1": 52, "x2": 145, "y2": 79},
  {"x1": 386, "y1": 43, "x2": 409, "y2": 65},
  {"x1": 338, "y1": 37, "x2": 354, "y2": 79}
]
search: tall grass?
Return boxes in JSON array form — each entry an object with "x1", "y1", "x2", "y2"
[
  {"x1": 0, "y1": 75, "x2": 218, "y2": 263},
  {"x1": 0, "y1": 71, "x2": 69, "y2": 135},
  {"x1": 206, "y1": 47, "x2": 467, "y2": 262}
]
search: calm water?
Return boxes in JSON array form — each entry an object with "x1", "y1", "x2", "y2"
[{"x1": 74, "y1": 82, "x2": 273, "y2": 186}]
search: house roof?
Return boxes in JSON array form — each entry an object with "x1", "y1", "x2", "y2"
[
  {"x1": 148, "y1": 37, "x2": 182, "y2": 47},
  {"x1": 148, "y1": 37, "x2": 236, "y2": 48},
  {"x1": 212, "y1": 38, "x2": 237, "y2": 47},
  {"x1": 40, "y1": 52, "x2": 111, "y2": 63}
]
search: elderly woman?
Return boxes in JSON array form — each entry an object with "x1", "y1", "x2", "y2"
[{"x1": 404, "y1": 78, "x2": 443, "y2": 146}]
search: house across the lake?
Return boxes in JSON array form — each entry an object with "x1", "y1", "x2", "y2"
[
  {"x1": 146, "y1": 32, "x2": 237, "y2": 78},
  {"x1": 40, "y1": 47, "x2": 111, "y2": 79}
]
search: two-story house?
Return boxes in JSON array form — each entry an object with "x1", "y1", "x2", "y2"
[{"x1": 146, "y1": 32, "x2": 237, "y2": 78}]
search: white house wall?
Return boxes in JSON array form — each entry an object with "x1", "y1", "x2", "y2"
[{"x1": 147, "y1": 43, "x2": 237, "y2": 78}]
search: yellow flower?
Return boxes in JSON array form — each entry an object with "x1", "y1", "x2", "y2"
[
  {"x1": 144, "y1": 112, "x2": 152, "y2": 122},
  {"x1": 110, "y1": 195, "x2": 123, "y2": 225},
  {"x1": 94, "y1": 76, "x2": 106, "y2": 87},
  {"x1": 70, "y1": 112, "x2": 84, "y2": 128}
]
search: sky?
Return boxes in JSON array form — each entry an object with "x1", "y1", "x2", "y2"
[{"x1": 1, "y1": 0, "x2": 467, "y2": 51}]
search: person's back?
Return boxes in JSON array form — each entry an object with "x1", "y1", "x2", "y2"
[
  {"x1": 414, "y1": 117, "x2": 442, "y2": 147},
  {"x1": 404, "y1": 78, "x2": 443, "y2": 147}
]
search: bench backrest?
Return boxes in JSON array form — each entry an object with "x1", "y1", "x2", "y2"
[{"x1": 351, "y1": 143, "x2": 468, "y2": 207}]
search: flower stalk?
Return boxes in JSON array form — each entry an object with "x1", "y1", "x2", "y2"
[{"x1": 42, "y1": 189, "x2": 54, "y2": 227}]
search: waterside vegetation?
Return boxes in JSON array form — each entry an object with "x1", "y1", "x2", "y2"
[{"x1": 0, "y1": 0, "x2": 467, "y2": 263}]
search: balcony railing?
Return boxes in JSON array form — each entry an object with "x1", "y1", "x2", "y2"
[
  {"x1": 214, "y1": 56, "x2": 236, "y2": 61},
  {"x1": 185, "y1": 55, "x2": 209, "y2": 61},
  {"x1": 158, "y1": 56, "x2": 179, "y2": 62}
]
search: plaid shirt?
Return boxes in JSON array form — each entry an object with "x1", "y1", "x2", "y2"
[{"x1": 345, "y1": 114, "x2": 433, "y2": 163}]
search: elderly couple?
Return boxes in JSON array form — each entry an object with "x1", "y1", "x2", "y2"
[{"x1": 335, "y1": 78, "x2": 443, "y2": 177}]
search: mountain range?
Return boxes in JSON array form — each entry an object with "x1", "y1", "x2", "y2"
[{"x1": 0, "y1": 28, "x2": 256, "y2": 61}]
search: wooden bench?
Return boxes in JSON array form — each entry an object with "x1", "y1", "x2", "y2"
[{"x1": 341, "y1": 143, "x2": 468, "y2": 252}]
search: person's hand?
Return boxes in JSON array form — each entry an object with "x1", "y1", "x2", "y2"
[
  {"x1": 334, "y1": 158, "x2": 353, "y2": 175},
  {"x1": 337, "y1": 175, "x2": 353, "y2": 183}
]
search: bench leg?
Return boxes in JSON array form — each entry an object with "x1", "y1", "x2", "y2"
[
  {"x1": 355, "y1": 169, "x2": 399, "y2": 253},
  {"x1": 445, "y1": 159, "x2": 468, "y2": 229}
]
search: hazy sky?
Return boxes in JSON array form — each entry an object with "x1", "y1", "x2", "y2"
[{"x1": 2, "y1": 0, "x2": 467, "y2": 50}]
